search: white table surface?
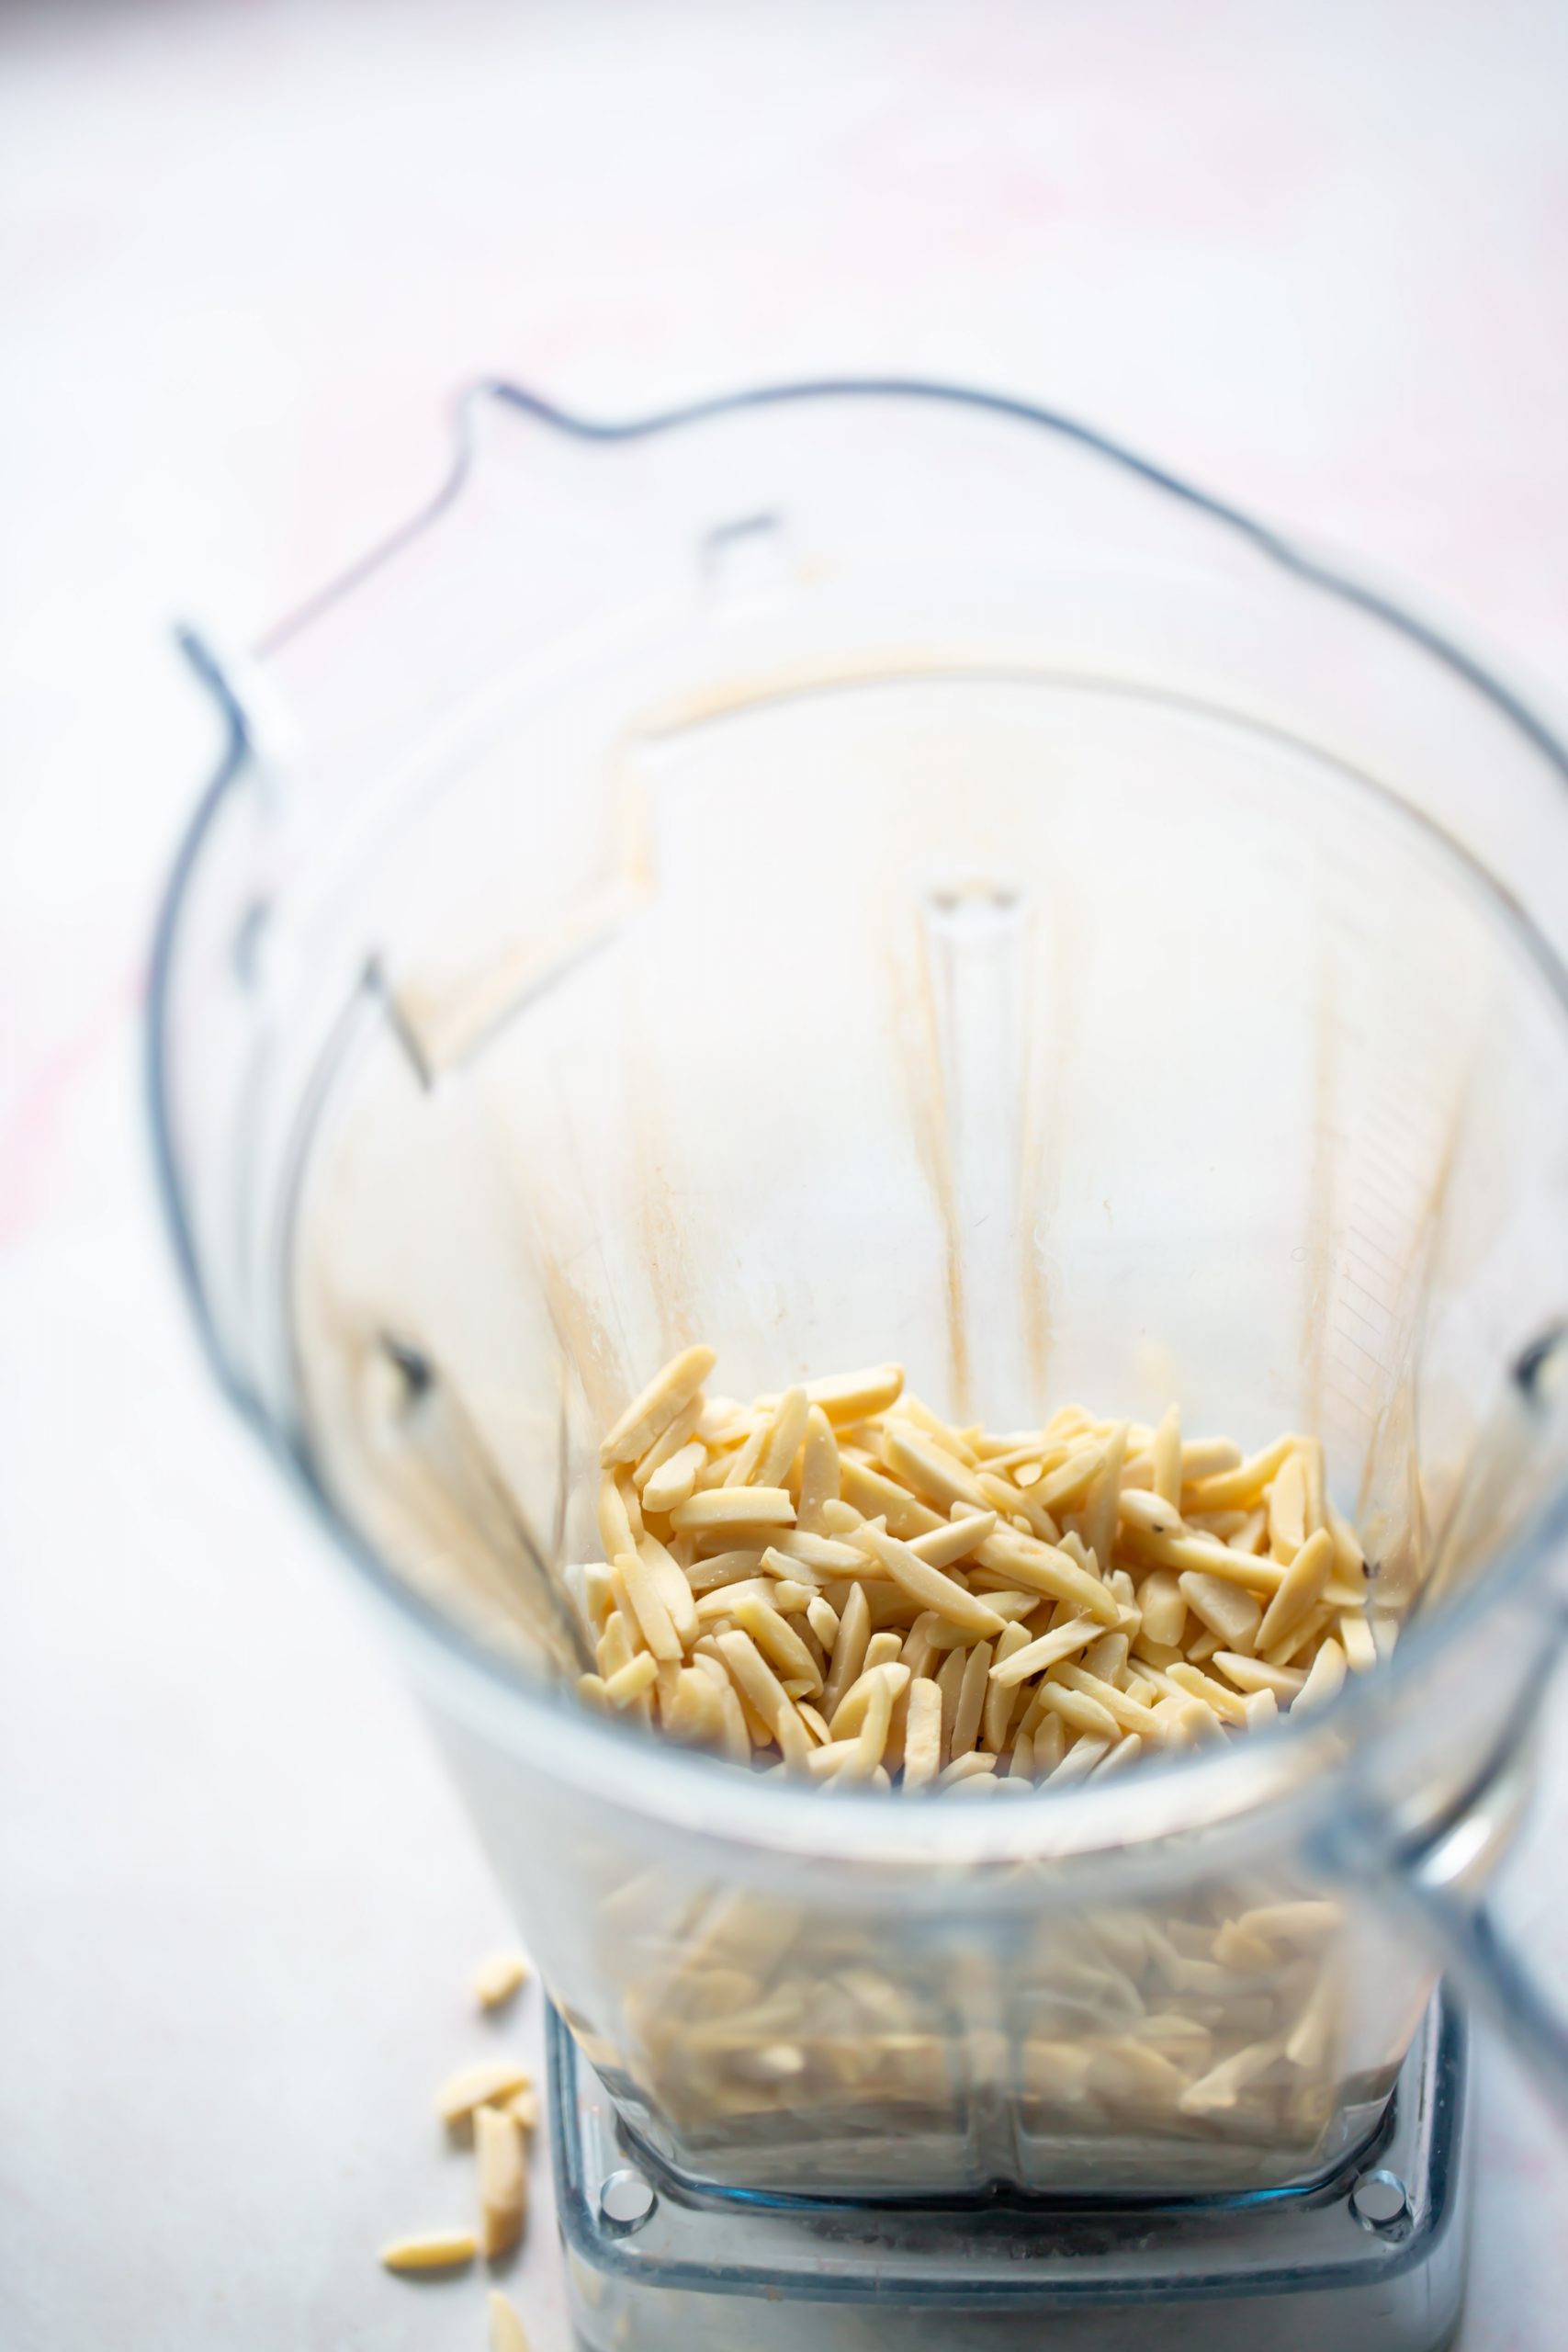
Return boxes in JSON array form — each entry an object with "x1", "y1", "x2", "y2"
[{"x1": 4, "y1": 3, "x2": 1568, "y2": 2345}]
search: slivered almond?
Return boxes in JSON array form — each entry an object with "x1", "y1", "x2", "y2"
[
  {"x1": 1179, "y1": 1568, "x2": 1262, "y2": 1653},
  {"x1": 1032, "y1": 1680, "x2": 1120, "y2": 1740},
  {"x1": 436, "y1": 2059, "x2": 531, "y2": 2126},
  {"x1": 902, "y1": 1674, "x2": 940, "y2": 1778},
  {"x1": 1268, "y1": 1453, "x2": 1308, "y2": 1559},
  {"x1": 473, "y1": 1950, "x2": 530, "y2": 2012},
  {"x1": 820, "y1": 1581, "x2": 872, "y2": 1717},
  {"x1": 1292, "y1": 1636, "x2": 1347, "y2": 1713},
  {"x1": 381, "y1": 2230, "x2": 478, "y2": 2273},
  {"x1": 757, "y1": 1386, "x2": 811, "y2": 1488},
  {"x1": 1183, "y1": 1434, "x2": 1295, "y2": 1512},
  {"x1": 949, "y1": 1640, "x2": 994, "y2": 1758},
  {"x1": 685, "y1": 1549, "x2": 765, "y2": 1594},
  {"x1": 806, "y1": 1594, "x2": 840, "y2": 1649},
  {"x1": 604, "y1": 1652, "x2": 660, "y2": 1707},
  {"x1": 614, "y1": 1550, "x2": 682, "y2": 1662},
  {"x1": 1050, "y1": 1661, "x2": 1162, "y2": 1736},
  {"x1": 972, "y1": 1527, "x2": 1122, "y2": 1623},
  {"x1": 840, "y1": 1458, "x2": 946, "y2": 1538},
  {"x1": 1033, "y1": 1442, "x2": 1110, "y2": 1510},
  {"x1": 1266, "y1": 1598, "x2": 1336, "y2": 1665},
  {"x1": 898, "y1": 1394, "x2": 981, "y2": 1462},
  {"x1": 596, "y1": 1473, "x2": 637, "y2": 1566},
  {"x1": 1165, "y1": 1660, "x2": 1249, "y2": 1724},
  {"x1": 880, "y1": 1425, "x2": 989, "y2": 1514},
  {"x1": 855, "y1": 1523, "x2": 1007, "y2": 1634},
  {"x1": 477, "y1": 2102, "x2": 526, "y2": 2259},
  {"x1": 985, "y1": 1624, "x2": 1029, "y2": 1749},
  {"x1": 636, "y1": 1533, "x2": 700, "y2": 1643},
  {"x1": 803, "y1": 1363, "x2": 906, "y2": 1424},
  {"x1": 663, "y1": 1665, "x2": 727, "y2": 1747},
  {"x1": 715, "y1": 1629, "x2": 812, "y2": 1767},
  {"x1": 489, "y1": 2288, "x2": 531, "y2": 2352},
  {"x1": 1326, "y1": 1499, "x2": 1366, "y2": 1580},
  {"x1": 834, "y1": 1670, "x2": 897, "y2": 1781},
  {"x1": 987, "y1": 1617, "x2": 1100, "y2": 1688},
  {"x1": 1123, "y1": 1526, "x2": 1286, "y2": 1590},
  {"x1": 721, "y1": 1422, "x2": 769, "y2": 1488},
  {"x1": 765, "y1": 1530, "x2": 873, "y2": 1573},
  {"x1": 1137, "y1": 1567, "x2": 1187, "y2": 1646},
  {"x1": 907, "y1": 1510, "x2": 1000, "y2": 1570},
  {"x1": 795, "y1": 1406, "x2": 842, "y2": 1532},
  {"x1": 640, "y1": 1440, "x2": 706, "y2": 1516},
  {"x1": 601, "y1": 1346, "x2": 716, "y2": 1465},
  {"x1": 1257, "y1": 1527, "x2": 1333, "y2": 1650},
  {"x1": 1340, "y1": 1611, "x2": 1378, "y2": 1674},
  {"x1": 733, "y1": 1595, "x2": 823, "y2": 1694},
  {"x1": 976, "y1": 1470, "x2": 1060, "y2": 1543},
  {"x1": 1083, "y1": 1422, "x2": 1128, "y2": 1572},
  {"x1": 1210, "y1": 1651, "x2": 1307, "y2": 1700},
  {"x1": 633, "y1": 1395, "x2": 705, "y2": 1488},
  {"x1": 1177, "y1": 1438, "x2": 1244, "y2": 1482},
  {"x1": 1047, "y1": 1732, "x2": 1112, "y2": 1782},
  {"x1": 671, "y1": 1487, "x2": 795, "y2": 1532},
  {"x1": 1119, "y1": 1487, "x2": 1184, "y2": 1537},
  {"x1": 1153, "y1": 1405, "x2": 1182, "y2": 1510}
]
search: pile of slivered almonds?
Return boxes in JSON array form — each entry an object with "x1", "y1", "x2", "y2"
[
  {"x1": 575, "y1": 1349, "x2": 1394, "y2": 1789},
  {"x1": 379, "y1": 1950, "x2": 536, "y2": 2352}
]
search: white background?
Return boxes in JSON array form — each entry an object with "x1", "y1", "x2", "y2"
[{"x1": 4, "y1": 3, "x2": 1568, "y2": 2345}]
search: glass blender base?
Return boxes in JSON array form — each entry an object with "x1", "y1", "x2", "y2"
[{"x1": 550, "y1": 1993, "x2": 1470, "y2": 2352}]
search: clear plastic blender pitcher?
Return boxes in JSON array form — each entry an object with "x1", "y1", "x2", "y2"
[{"x1": 150, "y1": 383, "x2": 1568, "y2": 2206}]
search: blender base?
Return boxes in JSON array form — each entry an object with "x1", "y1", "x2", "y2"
[{"x1": 549, "y1": 1992, "x2": 1470, "y2": 2351}]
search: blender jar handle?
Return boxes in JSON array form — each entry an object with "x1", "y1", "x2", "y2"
[
  {"x1": 1346, "y1": 1623, "x2": 1568, "y2": 2118},
  {"x1": 1392, "y1": 1862, "x2": 1568, "y2": 2112}
]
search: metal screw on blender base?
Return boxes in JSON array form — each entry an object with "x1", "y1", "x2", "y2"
[
  {"x1": 598, "y1": 2169, "x2": 658, "y2": 2233},
  {"x1": 1348, "y1": 2168, "x2": 1410, "y2": 2233}
]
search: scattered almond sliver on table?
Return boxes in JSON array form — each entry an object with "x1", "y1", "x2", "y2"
[
  {"x1": 380, "y1": 2228, "x2": 479, "y2": 2274},
  {"x1": 489, "y1": 2288, "x2": 530, "y2": 2351},
  {"x1": 575, "y1": 1353, "x2": 1388, "y2": 1790},
  {"x1": 384, "y1": 1959, "x2": 539, "y2": 2308},
  {"x1": 472, "y1": 1949, "x2": 530, "y2": 2011}
]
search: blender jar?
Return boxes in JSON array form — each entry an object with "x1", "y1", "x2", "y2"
[{"x1": 150, "y1": 383, "x2": 1568, "y2": 2203}]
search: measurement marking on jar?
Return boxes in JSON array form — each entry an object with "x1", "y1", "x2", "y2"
[
  {"x1": 1323, "y1": 1363, "x2": 1382, "y2": 1419},
  {"x1": 1335, "y1": 1290, "x2": 1393, "y2": 1342},
  {"x1": 1362, "y1": 1093, "x2": 1438, "y2": 1158},
  {"x1": 1344, "y1": 1279, "x2": 1401, "y2": 1336},
  {"x1": 1343, "y1": 1229, "x2": 1405, "y2": 1283},
  {"x1": 1325, "y1": 1357, "x2": 1391, "y2": 1409},
  {"x1": 1352, "y1": 1180, "x2": 1425, "y2": 1241},
  {"x1": 1329, "y1": 1325, "x2": 1398, "y2": 1383},
  {"x1": 1351, "y1": 1134, "x2": 1423, "y2": 1201}
]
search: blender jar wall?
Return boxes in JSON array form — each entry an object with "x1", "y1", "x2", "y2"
[{"x1": 150, "y1": 383, "x2": 1568, "y2": 2201}]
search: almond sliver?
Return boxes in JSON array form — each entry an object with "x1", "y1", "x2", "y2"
[
  {"x1": 436, "y1": 2059, "x2": 532, "y2": 2126},
  {"x1": 601, "y1": 1346, "x2": 716, "y2": 1465},
  {"x1": 382, "y1": 2230, "x2": 478, "y2": 2273}
]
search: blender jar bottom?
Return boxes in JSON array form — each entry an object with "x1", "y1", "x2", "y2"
[{"x1": 555, "y1": 1990, "x2": 1470, "y2": 2352}]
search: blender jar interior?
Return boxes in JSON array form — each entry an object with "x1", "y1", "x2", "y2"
[{"x1": 153, "y1": 386, "x2": 1568, "y2": 2199}]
